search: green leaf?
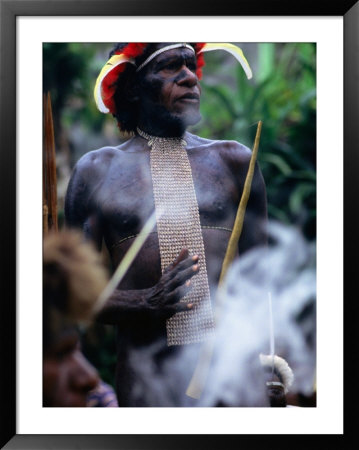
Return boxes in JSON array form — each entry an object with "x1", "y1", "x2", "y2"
[{"x1": 260, "y1": 153, "x2": 292, "y2": 176}]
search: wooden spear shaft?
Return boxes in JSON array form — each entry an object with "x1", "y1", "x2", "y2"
[
  {"x1": 43, "y1": 92, "x2": 58, "y2": 234},
  {"x1": 43, "y1": 94, "x2": 48, "y2": 234},
  {"x1": 186, "y1": 121, "x2": 263, "y2": 399}
]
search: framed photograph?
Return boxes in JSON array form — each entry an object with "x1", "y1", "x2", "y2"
[{"x1": 1, "y1": 0, "x2": 357, "y2": 448}]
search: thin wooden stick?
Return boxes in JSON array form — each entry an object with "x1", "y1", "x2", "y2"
[
  {"x1": 43, "y1": 94, "x2": 48, "y2": 235},
  {"x1": 218, "y1": 120, "x2": 262, "y2": 285},
  {"x1": 43, "y1": 204, "x2": 49, "y2": 235},
  {"x1": 186, "y1": 121, "x2": 263, "y2": 399},
  {"x1": 43, "y1": 92, "x2": 58, "y2": 233}
]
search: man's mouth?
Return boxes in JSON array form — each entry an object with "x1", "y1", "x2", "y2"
[{"x1": 176, "y1": 93, "x2": 200, "y2": 103}]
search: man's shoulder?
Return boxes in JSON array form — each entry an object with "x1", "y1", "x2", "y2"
[
  {"x1": 77, "y1": 146, "x2": 118, "y2": 165},
  {"x1": 187, "y1": 132, "x2": 252, "y2": 162},
  {"x1": 74, "y1": 146, "x2": 121, "y2": 176}
]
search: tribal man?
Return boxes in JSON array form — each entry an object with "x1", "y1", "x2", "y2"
[{"x1": 65, "y1": 43, "x2": 267, "y2": 406}]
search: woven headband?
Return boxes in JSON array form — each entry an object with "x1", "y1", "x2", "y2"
[
  {"x1": 94, "y1": 43, "x2": 253, "y2": 114},
  {"x1": 136, "y1": 43, "x2": 195, "y2": 72}
]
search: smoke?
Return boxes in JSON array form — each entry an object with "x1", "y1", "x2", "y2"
[
  {"x1": 126, "y1": 221, "x2": 316, "y2": 406},
  {"x1": 199, "y1": 221, "x2": 316, "y2": 406}
]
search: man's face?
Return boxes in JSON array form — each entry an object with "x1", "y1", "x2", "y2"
[
  {"x1": 137, "y1": 44, "x2": 202, "y2": 134},
  {"x1": 43, "y1": 328, "x2": 99, "y2": 407}
]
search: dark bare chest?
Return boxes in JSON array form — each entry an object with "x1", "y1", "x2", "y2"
[{"x1": 93, "y1": 148, "x2": 241, "y2": 248}]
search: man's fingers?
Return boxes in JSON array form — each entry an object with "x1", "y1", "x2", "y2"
[
  {"x1": 168, "y1": 264, "x2": 199, "y2": 290},
  {"x1": 172, "y1": 248, "x2": 189, "y2": 268},
  {"x1": 163, "y1": 249, "x2": 189, "y2": 274},
  {"x1": 167, "y1": 253, "x2": 199, "y2": 278},
  {"x1": 166, "y1": 283, "x2": 193, "y2": 304},
  {"x1": 171, "y1": 302, "x2": 194, "y2": 313}
]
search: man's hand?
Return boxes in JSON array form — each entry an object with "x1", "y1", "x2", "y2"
[
  {"x1": 95, "y1": 249, "x2": 200, "y2": 325},
  {"x1": 144, "y1": 249, "x2": 199, "y2": 319}
]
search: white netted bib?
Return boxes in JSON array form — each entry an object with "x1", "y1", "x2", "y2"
[{"x1": 138, "y1": 128, "x2": 215, "y2": 345}]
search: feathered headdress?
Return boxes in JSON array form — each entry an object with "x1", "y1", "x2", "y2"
[{"x1": 94, "y1": 43, "x2": 253, "y2": 115}]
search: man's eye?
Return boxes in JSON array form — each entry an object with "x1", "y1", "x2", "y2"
[
  {"x1": 157, "y1": 60, "x2": 197, "y2": 74},
  {"x1": 54, "y1": 345, "x2": 74, "y2": 359},
  {"x1": 54, "y1": 349, "x2": 69, "y2": 360},
  {"x1": 162, "y1": 62, "x2": 178, "y2": 71},
  {"x1": 188, "y1": 63, "x2": 197, "y2": 72},
  {"x1": 53, "y1": 336, "x2": 79, "y2": 359}
]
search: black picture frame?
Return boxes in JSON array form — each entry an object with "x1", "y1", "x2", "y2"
[{"x1": 1, "y1": 0, "x2": 357, "y2": 448}]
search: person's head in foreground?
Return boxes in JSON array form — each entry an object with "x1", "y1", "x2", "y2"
[{"x1": 43, "y1": 230, "x2": 109, "y2": 407}]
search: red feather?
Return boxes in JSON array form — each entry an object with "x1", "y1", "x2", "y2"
[
  {"x1": 195, "y1": 43, "x2": 206, "y2": 52},
  {"x1": 101, "y1": 64, "x2": 127, "y2": 113},
  {"x1": 121, "y1": 43, "x2": 147, "y2": 59},
  {"x1": 195, "y1": 43, "x2": 206, "y2": 79}
]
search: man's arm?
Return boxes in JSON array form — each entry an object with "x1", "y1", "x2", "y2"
[{"x1": 64, "y1": 152, "x2": 104, "y2": 251}]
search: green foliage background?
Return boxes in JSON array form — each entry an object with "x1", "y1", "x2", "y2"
[{"x1": 43, "y1": 42, "x2": 316, "y2": 387}]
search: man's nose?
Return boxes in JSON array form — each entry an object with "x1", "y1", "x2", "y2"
[
  {"x1": 71, "y1": 351, "x2": 99, "y2": 392},
  {"x1": 176, "y1": 65, "x2": 198, "y2": 86}
]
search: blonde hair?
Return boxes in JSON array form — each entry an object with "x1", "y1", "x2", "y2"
[{"x1": 43, "y1": 230, "x2": 109, "y2": 323}]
